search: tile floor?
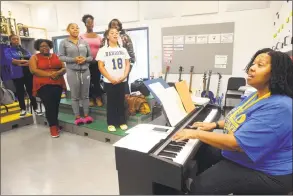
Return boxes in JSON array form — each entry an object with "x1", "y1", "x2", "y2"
[{"x1": 1, "y1": 124, "x2": 119, "y2": 195}]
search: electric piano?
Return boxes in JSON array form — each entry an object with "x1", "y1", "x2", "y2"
[{"x1": 114, "y1": 104, "x2": 221, "y2": 195}]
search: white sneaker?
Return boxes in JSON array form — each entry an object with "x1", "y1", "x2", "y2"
[
  {"x1": 20, "y1": 110, "x2": 27, "y2": 118},
  {"x1": 34, "y1": 109, "x2": 43, "y2": 116}
]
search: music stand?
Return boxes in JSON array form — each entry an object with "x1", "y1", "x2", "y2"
[{"x1": 143, "y1": 78, "x2": 172, "y2": 127}]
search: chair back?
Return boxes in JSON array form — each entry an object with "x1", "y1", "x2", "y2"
[{"x1": 227, "y1": 77, "x2": 246, "y2": 91}]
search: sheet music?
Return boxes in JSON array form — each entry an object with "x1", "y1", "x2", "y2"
[
  {"x1": 148, "y1": 82, "x2": 166, "y2": 102},
  {"x1": 114, "y1": 124, "x2": 174, "y2": 153},
  {"x1": 149, "y1": 82, "x2": 165, "y2": 95},
  {"x1": 191, "y1": 96, "x2": 210, "y2": 105},
  {"x1": 157, "y1": 87, "x2": 187, "y2": 127}
]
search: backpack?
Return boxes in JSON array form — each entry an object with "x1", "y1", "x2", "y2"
[
  {"x1": 0, "y1": 80, "x2": 15, "y2": 112},
  {"x1": 125, "y1": 94, "x2": 151, "y2": 116},
  {"x1": 130, "y1": 78, "x2": 150, "y2": 96}
]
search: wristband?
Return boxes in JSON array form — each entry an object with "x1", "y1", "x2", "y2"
[{"x1": 215, "y1": 121, "x2": 220, "y2": 129}]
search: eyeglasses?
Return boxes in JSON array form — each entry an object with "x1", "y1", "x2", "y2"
[{"x1": 40, "y1": 45, "x2": 49, "y2": 48}]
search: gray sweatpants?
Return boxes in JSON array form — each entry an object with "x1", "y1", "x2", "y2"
[{"x1": 66, "y1": 68, "x2": 90, "y2": 117}]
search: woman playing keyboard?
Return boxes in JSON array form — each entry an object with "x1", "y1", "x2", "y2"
[{"x1": 173, "y1": 48, "x2": 293, "y2": 195}]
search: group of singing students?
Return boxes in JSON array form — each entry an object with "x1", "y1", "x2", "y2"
[
  {"x1": 4, "y1": 15, "x2": 135, "y2": 137},
  {"x1": 4, "y1": 13, "x2": 293, "y2": 195}
]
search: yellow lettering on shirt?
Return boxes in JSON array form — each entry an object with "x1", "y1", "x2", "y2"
[{"x1": 223, "y1": 92, "x2": 270, "y2": 135}]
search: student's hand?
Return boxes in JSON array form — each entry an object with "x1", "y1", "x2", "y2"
[
  {"x1": 75, "y1": 56, "x2": 84, "y2": 64},
  {"x1": 75, "y1": 57, "x2": 80, "y2": 63},
  {"x1": 50, "y1": 71, "x2": 60, "y2": 80},
  {"x1": 109, "y1": 78, "x2": 119, "y2": 85},
  {"x1": 117, "y1": 77, "x2": 125, "y2": 84},
  {"x1": 189, "y1": 122, "x2": 216, "y2": 131},
  {"x1": 77, "y1": 56, "x2": 86, "y2": 64},
  {"x1": 20, "y1": 60, "x2": 28, "y2": 63},
  {"x1": 18, "y1": 60, "x2": 29, "y2": 66},
  {"x1": 21, "y1": 62, "x2": 29, "y2": 66},
  {"x1": 172, "y1": 129, "x2": 198, "y2": 142}
]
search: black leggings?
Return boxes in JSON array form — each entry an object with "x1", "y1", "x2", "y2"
[
  {"x1": 38, "y1": 85, "x2": 62, "y2": 127},
  {"x1": 104, "y1": 82, "x2": 126, "y2": 126},
  {"x1": 89, "y1": 60, "x2": 103, "y2": 99},
  {"x1": 189, "y1": 144, "x2": 292, "y2": 195},
  {"x1": 13, "y1": 74, "x2": 37, "y2": 111}
]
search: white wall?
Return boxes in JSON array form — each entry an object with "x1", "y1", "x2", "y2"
[
  {"x1": 1, "y1": 1, "x2": 32, "y2": 26},
  {"x1": 2, "y1": 1, "x2": 278, "y2": 105}
]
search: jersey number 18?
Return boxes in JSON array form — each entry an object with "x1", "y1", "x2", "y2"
[{"x1": 112, "y1": 58, "x2": 123, "y2": 70}]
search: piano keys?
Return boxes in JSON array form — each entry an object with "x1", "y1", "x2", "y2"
[
  {"x1": 115, "y1": 104, "x2": 221, "y2": 195},
  {"x1": 153, "y1": 108, "x2": 219, "y2": 165}
]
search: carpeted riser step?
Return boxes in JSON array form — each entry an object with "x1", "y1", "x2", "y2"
[
  {"x1": 59, "y1": 103, "x2": 154, "y2": 124},
  {"x1": 65, "y1": 91, "x2": 157, "y2": 111}
]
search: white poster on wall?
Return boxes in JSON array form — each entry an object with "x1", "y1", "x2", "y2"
[
  {"x1": 196, "y1": 35, "x2": 208, "y2": 44},
  {"x1": 163, "y1": 48, "x2": 173, "y2": 51},
  {"x1": 215, "y1": 55, "x2": 228, "y2": 64},
  {"x1": 164, "y1": 53, "x2": 172, "y2": 57},
  {"x1": 185, "y1": 35, "x2": 196, "y2": 44},
  {"x1": 208, "y1": 34, "x2": 221, "y2": 44},
  {"x1": 164, "y1": 57, "x2": 172, "y2": 60},
  {"x1": 174, "y1": 35, "x2": 185, "y2": 44},
  {"x1": 221, "y1": 33, "x2": 234, "y2": 43},
  {"x1": 163, "y1": 36, "x2": 173, "y2": 44},
  {"x1": 214, "y1": 64, "x2": 227, "y2": 69},
  {"x1": 163, "y1": 44, "x2": 173, "y2": 48},
  {"x1": 174, "y1": 44, "x2": 184, "y2": 48}
]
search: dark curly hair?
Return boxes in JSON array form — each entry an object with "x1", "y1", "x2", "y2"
[
  {"x1": 34, "y1": 39, "x2": 53, "y2": 50},
  {"x1": 108, "y1": 18, "x2": 123, "y2": 32},
  {"x1": 82, "y1": 14, "x2": 94, "y2": 25},
  {"x1": 245, "y1": 48, "x2": 293, "y2": 98}
]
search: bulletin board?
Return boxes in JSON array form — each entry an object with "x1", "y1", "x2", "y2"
[{"x1": 161, "y1": 22, "x2": 235, "y2": 74}]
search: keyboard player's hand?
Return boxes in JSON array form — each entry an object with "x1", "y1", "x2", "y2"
[
  {"x1": 172, "y1": 129, "x2": 198, "y2": 142},
  {"x1": 190, "y1": 122, "x2": 216, "y2": 131}
]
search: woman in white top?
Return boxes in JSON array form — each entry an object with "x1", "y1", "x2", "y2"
[{"x1": 96, "y1": 28, "x2": 130, "y2": 132}]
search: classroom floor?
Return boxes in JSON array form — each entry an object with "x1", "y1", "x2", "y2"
[{"x1": 1, "y1": 124, "x2": 119, "y2": 195}]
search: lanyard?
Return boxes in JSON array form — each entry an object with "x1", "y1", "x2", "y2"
[{"x1": 232, "y1": 92, "x2": 271, "y2": 115}]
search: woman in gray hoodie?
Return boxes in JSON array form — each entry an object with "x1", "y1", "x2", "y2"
[{"x1": 59, "y1": 23, "x2": 93, "y2": 125}]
